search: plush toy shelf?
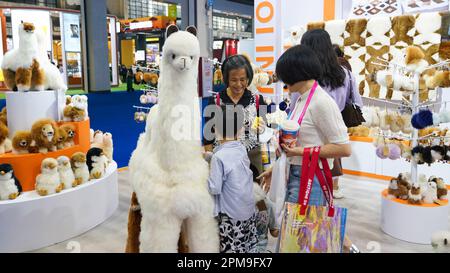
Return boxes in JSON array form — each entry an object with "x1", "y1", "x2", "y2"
[
  {"x1": 0, "y1": 119, "x2": 91, "y2": 191},
  {"x1": 0, "y1": 161, "x2": 118, "y2": 253},
  {"x1": 380, "y1": 189, "x2": 449, "y2": 244}
]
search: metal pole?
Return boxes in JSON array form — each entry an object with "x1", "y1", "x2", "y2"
[{"x1": 411, "y1": 72, "x2": 420, "y2": 185}]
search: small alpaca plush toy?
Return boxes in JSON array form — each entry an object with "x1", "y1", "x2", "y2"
[
  {"x1": 397, "y1": 173, "x2": 411, "y2": 200},
  {"x1": 422, "y1": 181, "x2": 438, "y2": 204},
  {"x1": 12, "y1": 130, "x2": 32, "y2": 154},
  {"x1": 430, "y1": 177, "x2": 448, "y2": 200},
  {"x1": 431, "y1": 231, "x2": 450, "y2": 249},
  {"x1": 387, "y1": 178, "x2": 400, "y2": 199},
  {"x1": 87, "y1": 147, "x2": 107, "y2": 179},
  {"x1": 60, "y1": 124, "x2": 76, "y2": 147},
  {"x1": 57, "y1": 156, "x2": 76, "y2": 189},
  {"x1": 53, "y1": 127, "x2": 68, "y2": 150},
  {"x1": 91, "y1": 130, "x2": 104, "y2": 149},
  {"x1": 71, "y1": 152, "x2": 89, "y2": 185},
  {"x1": 0, "y1": 164, "x2": 22, "y2": 200},
  {"x1": 31, "y1": 118, "x2": 57, "y2": 153},
  {"x1": 0, "y1": 122, "x2": 12, "y2": 154},
  {"x1": 102, "y1": 132, "x2": 113, "y2": 162},
  {"x1": 35, "y1": 158, "x2": 62, "y2": 196},
  {"x1": 72, "y1": 95, "x2": 88, "y2": 118},
  {"x1": 408, "y1": 183, "x2": 422, "y2": 205},
  {"x1": 1, "y1": 22, "x2": 45, "y2": 91}
]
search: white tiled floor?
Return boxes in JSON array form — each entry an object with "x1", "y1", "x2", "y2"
[{"x1": 31, "y1": 172, "x2": 450, "y2": 253}]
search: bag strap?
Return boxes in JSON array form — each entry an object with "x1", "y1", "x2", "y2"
[
  {"x1": 255, "y1": 94, "x2": 260, "y2": 111},
  {"x1": 299, "y1": 147, "x2": 320, "y2": 215},
  {"x1": 299, "y1": 146, "x2": 335, "y2": 217},
  {"x1": 215, "y1": 92, "x2": 221, "y2": 106},
  {"x1": 315, "y1": 157, "x2": 335, "y2": 217},
  {"x1": 290, "y1": 81, "x2": 318, "y2": 126}
]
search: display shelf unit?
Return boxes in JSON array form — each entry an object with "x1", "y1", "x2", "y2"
[
  {"x1": 0, "y1": 161, "x2": 119, "y2": 253},
  {"x1": 0, "y1": 90, "x2": 118, "y2": 252}
]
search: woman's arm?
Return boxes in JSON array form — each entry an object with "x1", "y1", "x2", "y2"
[{"x1": 281, "y1": 143, "x2": 351, "y2": 158}]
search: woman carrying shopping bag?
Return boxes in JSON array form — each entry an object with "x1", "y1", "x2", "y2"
[{"x1": 258, "y1": 45, "x2": 351, "y2": 253}]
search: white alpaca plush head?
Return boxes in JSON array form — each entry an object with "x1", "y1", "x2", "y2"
[
  {"x1": 19, "y1": 22, "x2": 36, "y2": 42},
  {"x1": 163, "y1": 25, "x2": 199, "y2": 73}
]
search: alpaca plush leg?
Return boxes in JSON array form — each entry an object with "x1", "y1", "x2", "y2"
[
  {"x1": 31, "y1": 59, "x2": 45, "y2": 91},
  {"x1": 15, "y1": 67, "x2": 32, "y2": 92},
  {"x1": 125, "y1": 192, "x2": 142, "y2": 253},
  {"x1": 185, "y1": 214, "x2": 220, "y2": 253},
  {"x1": 2, "y1": 69, "x2": 17, "y2": 91},
  {"x1": 140, "y1": 214, "x2": 183, "y2": 253}
]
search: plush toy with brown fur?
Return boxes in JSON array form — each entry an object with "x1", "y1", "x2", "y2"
[
  {"x1": 344, "y1": 19, "x2": 367, "y2": 47},
  {"x1": 31, "y1": 118, "x2": 57, "y2": 153},
  {"x1": 12, "y1": 130, "x2": 32, "y2": 154},
  {"x1": 143, "y1": 72, "x2": 159, "y2": 87},
  {"x1": 60, "y1": 124, "x2": 76, "y2": 147},
  {"x1": 307, "y1": 21, "x2": 325, "y2": 31},
  {"x1": 0, "y1": 123, "x2": 12, "y2": 154},
  {"x1": 63, "y1": 105, "x2": 86, "y2": 122},
  {"x1": 391, "y1": 15, "x2": 415, "y2": 46},
  {"x1": 1, "y1": 22, "x2": 45, "y2": 91},
  {"x1": 0, "y1": 107, "x2": 7, "y2": 126},
  {"x1": 54, "y1": 126, "x2": 68, "y2": 150}
]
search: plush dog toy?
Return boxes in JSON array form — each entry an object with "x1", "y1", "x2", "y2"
[
  {"x1": 31, "y1": 119, "x2": 57, "y2": 153},
  {"x1": 60, "y1": 124, "x2": 76, "y2": 147},
  {"x1": 0, "y1": 123, "x2": 12, "y2": 155},
  {"x1": 1, "y1": 22, "x2": 45, "y2": 91},
  {"x1": 12, "y1": 130, "x2": 32, "y2": 154}
]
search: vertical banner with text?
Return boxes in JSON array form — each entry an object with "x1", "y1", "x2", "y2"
[{"x1": 254, "y1": 0, "x2": 282, "y2": 102}]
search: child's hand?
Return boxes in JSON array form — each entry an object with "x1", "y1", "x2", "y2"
[
  {"x1": 202, "y1": 151, "x2": 213, "y2": 163},
  {"x1": 257, "y1": 168, "x2": 272, "y2": 193}
]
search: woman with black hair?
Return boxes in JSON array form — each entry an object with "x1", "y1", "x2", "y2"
[
  {"x1": 203, "y1": 54, "x2": 268, "y2": 177},
  {"x1": 301, "y1": 29, "x2": 363, "y2": 199},
  {"x1": 258, "y1": 45, "x2": 351, "y2": 207}
]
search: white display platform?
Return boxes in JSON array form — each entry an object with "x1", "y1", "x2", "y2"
[
  {"x1": 5, "y1": 90, "x2": 66, "y2": 138},
  {"x1": 0, "y1": 161, "x2": 118, "y2": 253},
  {"x1": 381, "y1": 192, "x2": 449, "y2": 244}
]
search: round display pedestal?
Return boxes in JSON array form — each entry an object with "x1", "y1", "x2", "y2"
[
  {"x1": 0, "y1": 161, "x2": 119, "y2": 253},
  {"x1": 380, "y1": 190, "x2": 449, "y2": 244}
]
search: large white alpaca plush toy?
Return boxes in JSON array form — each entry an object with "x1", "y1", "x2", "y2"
[
  {"x1": 128, "y1": 25, "x2": 219, "y2": 253},
  {"x1": 1, "y1": 22, "x2": 44, "y2": 91}
]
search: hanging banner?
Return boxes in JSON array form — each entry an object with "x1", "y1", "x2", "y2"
[
  {"x1": 62, "y1": 13, "x2": 81, "y2": 52},
  {"x1": 11, "y1": 9, "x2": 52, "y2": 52},
  {"x1": 168, "y1": 4, "x2": 178, "y2": 19},
  {"x1": 254, "y1": 0, "x2": 282, "y2": 101}
]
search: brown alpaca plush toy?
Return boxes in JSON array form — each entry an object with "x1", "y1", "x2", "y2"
[
  {"x1": 53, "y1": 127, "x2": 68, "y2": 150},
  {"x1": 60, "y1": 124, "x2": 76, "y2": 147},
  {"x1": 0, "y1": 107, "x2": 7, "y2": 126}
]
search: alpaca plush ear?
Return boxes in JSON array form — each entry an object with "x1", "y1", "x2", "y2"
[
  {"x1": 186, "y1": 26, "x2": 197, "y2": 37},
  {"x1": 166, "y1": 25, "x2": 179, "y2": 38}
]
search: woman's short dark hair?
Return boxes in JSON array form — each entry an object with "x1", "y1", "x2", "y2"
[
  {"x1": 221, "y1": 54, "x2": 254, "y2": 87},
  {"x1": 275, "y1": 45, "x2": 322, "y2": 86},
  {"x1": 301, "y1": 29, "x2": 345, "y2": 89}
]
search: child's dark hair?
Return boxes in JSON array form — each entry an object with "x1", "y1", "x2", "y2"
[{"x1": 214, "y1": 105, "x2": 245, "y2": 140}]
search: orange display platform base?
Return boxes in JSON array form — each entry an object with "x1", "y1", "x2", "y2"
[{"x1": 0, "y1": 119, "x2": 91, "y2": 191}]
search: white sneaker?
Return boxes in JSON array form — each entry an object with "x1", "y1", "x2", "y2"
[{"x1": 334, "y1": 188, "x2": 344, "y2": 199}]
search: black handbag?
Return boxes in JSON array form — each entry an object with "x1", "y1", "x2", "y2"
[{"x1": 341, "y1": 70, "x2": 365, "y2": 128}]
